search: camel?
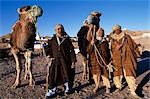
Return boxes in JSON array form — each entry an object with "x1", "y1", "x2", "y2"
[
  {"x1": 78, "y1": 11, "x2": 101, "y2": 81},
  {"x1": 10, "y1": 5, "x2": 43, "y2": 89}
]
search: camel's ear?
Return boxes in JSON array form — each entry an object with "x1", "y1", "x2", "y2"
[
  {"x1": 17, "y1": 7, "x2": 27, "y2": 14},
  {"x1": 17, "y1": 8, "x2": 21, "y2": 14}
]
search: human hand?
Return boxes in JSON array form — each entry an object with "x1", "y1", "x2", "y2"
[
  {"x1": 90, "y1": 37, "x2": 95, "y2": 45},
  {"x1": 115, "y1": 44, "x2": 123, "y2": 50},
  {"x1": 114, "y1": 41, "x2": 122, "y2": 50},
  {"x1": 107, "y1": 62, "x2": 113, "y2": 72},
  {"x1": 46, "y1": 55, "x2": 50, "y2": 62},
  {"x1": 89, "y1": 24, "x2": 94, "y2": 30}
]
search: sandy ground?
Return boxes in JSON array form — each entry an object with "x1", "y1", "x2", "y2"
[{"x1": 0, "y1": 51, "x2": 150, "y2": 99}]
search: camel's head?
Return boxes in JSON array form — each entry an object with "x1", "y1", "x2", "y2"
[{"x1": 17, "y1": 5, "x2": 43, "y2": 23}]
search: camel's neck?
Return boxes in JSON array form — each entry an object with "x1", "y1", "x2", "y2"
[{"x1": 20, "y1": 18, "x2": 34, "y2": 26}]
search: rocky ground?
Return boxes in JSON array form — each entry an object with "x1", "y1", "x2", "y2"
[{"x1": 0, "y1": 51, "x2": 150, "y2": 99}]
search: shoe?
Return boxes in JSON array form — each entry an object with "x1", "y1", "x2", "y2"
[
  {"x1": 64, "y1": 88, "x2": 70, "y2": 95},
  {"x1": 64, "y1": 82, "x2": 70, "y2": 95},
  {"x1": 46, "y1": 89, "x2": 56, "y2": 97}
]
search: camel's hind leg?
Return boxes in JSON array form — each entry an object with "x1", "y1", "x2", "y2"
[
  {"x1": 82, "y1": 55, "x2": 88, "y2": 80},
  {"x1": 25, "y1": 50, "x2": 35, "y2": 86},
  {"x1": 11, "y1": 49, "x2": 21, "y2": 89},
  {"x1": 82, "y1": 60, "x2": 87, "y2": 79}
]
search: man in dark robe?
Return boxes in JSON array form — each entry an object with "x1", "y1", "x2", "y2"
[{"x1": 45, "y1": 24, "x2": 77, "y2": 97}]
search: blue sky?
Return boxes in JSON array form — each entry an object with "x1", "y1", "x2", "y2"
[{"x1": 0, "y1": 0, "x2": 149, "y2": 37}]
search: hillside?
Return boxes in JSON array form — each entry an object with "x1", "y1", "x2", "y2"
[
  {"x1": 123, "y1": 30, "x2": 150, "y2": 51},
  {"x1": 1, "y1": 30, "x2": 150, "y2": 51}
]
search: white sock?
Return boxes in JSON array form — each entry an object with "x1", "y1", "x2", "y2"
[
  {"x1": 46, "y1": 87, "x2": 56, "y2": 96},
  {"x1": 52, "y1": 87, "x2": 56, "y2": 92},
  {"x1": 64, "y1": 82, "x2": 69, "y2": 92}
]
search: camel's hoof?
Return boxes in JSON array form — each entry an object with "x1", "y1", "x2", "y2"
[
  {"x1": 24, "y1": 75, "x2": 29, "y2": 80},
  {"x1": 93, "y1": 88, "x2": 98, "y2": 93},
  {"x1": 24, "y1": 76, "x2": 27, "y2": 80},
  {"x1": 29, "y1": 84, "x2": 34, "y2": 87},
  {"x1": 29, "y1": 83, "x2": 35, "y2": 89},
  {"x1": 82, "y1": 74, "x2": 87, "y2": 80},
  {"x1": 29, "y1": 80, "x2": 35, "y2": 87},
  {"x1": 11, "y1": 84, "x2": 19, "y2": 89},
  {"x1": 24, "y1": 74, "x2": 29, "y2": 80}
]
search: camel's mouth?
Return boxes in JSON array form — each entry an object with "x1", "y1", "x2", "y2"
[{"x1": 29, "y1": 5, "x2": 43, "y2": 17}]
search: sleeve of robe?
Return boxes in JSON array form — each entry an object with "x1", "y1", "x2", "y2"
[
  {"x1": 69, "y1": 38, "x2": 77, "y2": 63},
  {"x1": 45, "y1": 39, "x2": 53, "y2": 57},
  {"x1": 126, "y1": 35, "x2": 140, "y2": 58},
  {"x1": 100, "y1": 40, "x2": 111, "y2": 65},
  {"x1": 86, "y1": 43, "x2": 94, "y2": 54}
]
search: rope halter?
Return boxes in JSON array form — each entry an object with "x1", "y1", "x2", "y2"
[{"x1": 17, "y1": 5, "x2": 43, "y2": 23}]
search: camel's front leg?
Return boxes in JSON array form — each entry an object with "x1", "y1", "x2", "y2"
[
  {"x1": 24, "y1": 53, "x2": 28, "y2": 80},
  {"x1": 26, "y1": 51, "x2": 35, "y2": 86},
  {"x1": 11, "y1": 49, "x2": 20, "y2": 89},
  {"x1": 83, "y1": 58, "x2": 90, "y2": 80}
]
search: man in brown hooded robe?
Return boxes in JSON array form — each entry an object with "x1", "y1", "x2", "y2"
[
  {"x1": 110, "y1": 25, "x2": 141, "y2": 98},
  {"x1": 45, "y1": 24, "x2": 77, "y2": 97},
  {"x1": 86, "y1": 27, "x2": 111, "y2": 93},
  {"x1": 96, "y1": 28, "x2": 111, "y2": 93}
]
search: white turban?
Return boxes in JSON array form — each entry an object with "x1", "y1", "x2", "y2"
[
  {"x1": 90, "y1": 11, "x2": 101, "y2": 17},
  {"x1": 112, "y1": 25, "x2": 121, "y2": 31}
]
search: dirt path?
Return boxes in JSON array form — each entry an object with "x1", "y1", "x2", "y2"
[{"x1": 0, "y1": 52, "x2": 149, "y2": 99}]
